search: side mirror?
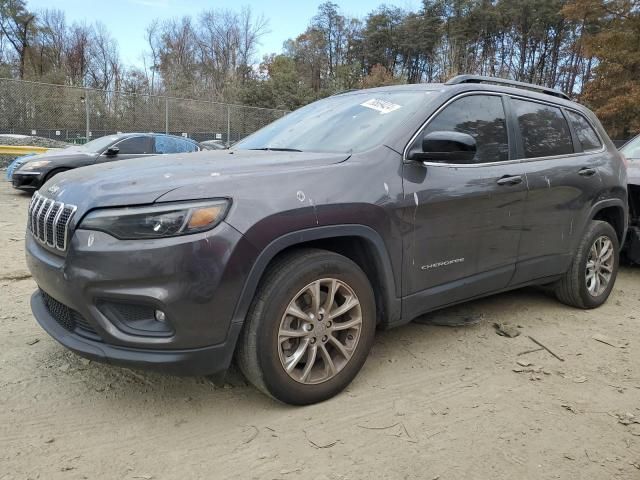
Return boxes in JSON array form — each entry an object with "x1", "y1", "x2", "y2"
[
  {"x1": 105, "y1": 146, "x2": 120, "y2": 156},
  {"x1": 408, "y1": 131, "x2": 476, "y2": 163}
]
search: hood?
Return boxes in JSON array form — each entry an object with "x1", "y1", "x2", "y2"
[
  {"x1": 19, "y1": 146, "x2": 96, "y2": 165},
  {"x1": 40, "y1": 149, "x2": 350, "y2": 219}
]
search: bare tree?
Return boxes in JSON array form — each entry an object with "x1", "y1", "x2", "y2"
[
  {"x1": 32, "y1": 9, "x2": 66, "y2": 80},
  {"x1": 155, "y1": 16, "x2": 197, "y2": 95},
  {"x1": 144, "y1": 19, "x2": 160, "y2": 94},
  {"x1": 65, "y1": 22, "x2": 90, "y2": 86},
  {"x1": 0, "y1": 0, "x2": 35, "y2": 78},
  {"x1": 86, "y1": 22, "x2": 121, "y2": 90},
  {"x1": 237, "y1": 7, "x2": 269, "y2": 83}
]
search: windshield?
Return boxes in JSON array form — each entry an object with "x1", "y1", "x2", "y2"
[
  {"x1": 75, "y1": 135, "x2": 120, "y2": 153},
  {"x1": 621, "y1": 135, "x2": 640, "y2": 160},
  {"x1": 234, "y1": 89, "x2": 438, "y2": 154}
]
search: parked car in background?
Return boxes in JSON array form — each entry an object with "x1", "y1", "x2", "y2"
[
  {"x1": 621, "y1": 135, "x2": 640, "y2": 159},
  {"x1": 620, "y1": 135, "x2": 640, "y2": 262},
  {"x1": 26, "y1": 76, "x2": 627, "y2": 405},
  {"x1": 10, "y1": 133, "x2": 201, "y2": 191},
  {"x1": 5, "y1": 153, "x2": 36, "y2": 181},
  {"x1": 200, "y1": 139, "x2": 227, "y2": 150}
]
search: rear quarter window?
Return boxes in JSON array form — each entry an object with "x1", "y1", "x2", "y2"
[
  {"x1": 566, "y1": 110, "x2": 602, "y2": 151},
  {"x1": 511, "y1": 98, "x2": 574, "y2": 159}
]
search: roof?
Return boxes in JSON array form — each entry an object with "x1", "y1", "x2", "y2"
[{"x1": 106, "y1": 132, "x2": 198, "y2": 142}]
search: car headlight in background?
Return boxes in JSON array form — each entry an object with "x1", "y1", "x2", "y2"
[
  {"x1": 18, "y1": 160, "x2": 52, "y2": 171},
  {"x1": 79, "y1": 200, "x2": 230, "y2": 239}
]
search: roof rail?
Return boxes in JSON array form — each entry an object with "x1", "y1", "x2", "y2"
[{"x1": 445, "y1": 75, "x2": 570, "y2": 101}]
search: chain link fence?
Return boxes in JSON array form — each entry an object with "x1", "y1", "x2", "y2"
[{"x1": 0, "y1": 77, "x2": 288, "y2": 145}]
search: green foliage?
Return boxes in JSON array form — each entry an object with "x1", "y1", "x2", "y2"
[{"x1": 239, "y1": 55, "x2": 317, "y2": 110}]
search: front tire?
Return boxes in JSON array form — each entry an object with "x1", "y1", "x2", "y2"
[
  {"x1": 555, "y1": 220, "x2": 619, "y2": 309},
  {"x1": 237, "y1": 248, "x2": 376, "y2": 405}
]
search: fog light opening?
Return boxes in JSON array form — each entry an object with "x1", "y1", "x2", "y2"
[{"x1": 154, "y1": 310, "x2": 166, "y2": 322}]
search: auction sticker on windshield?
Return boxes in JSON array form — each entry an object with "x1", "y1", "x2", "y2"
[{"x1": 360, "y1": 98, "x2": 402, "y2": 114}]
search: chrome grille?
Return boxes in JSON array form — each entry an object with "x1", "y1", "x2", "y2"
[{"x1": 28, "y1": 191, "x2": 77, "y2": 251}]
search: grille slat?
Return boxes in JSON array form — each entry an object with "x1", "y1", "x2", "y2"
[
  {"x1": 30, "y1": 196, "x2": 44, "y2": 233},
  {"x1": 28, "y1": 191, "x2": 76, "y2": 251},
  {"x1": 37, "y1": 199, "x2": 53, "y2": 241},
  {"x1": 45, "y1": 203, "x2": 62, "y2": 245}
]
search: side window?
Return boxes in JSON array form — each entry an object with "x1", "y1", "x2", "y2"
[
  {"x1": 566, "y1": 110, "x2": 602, "y2": 151},
  {"x1": 422, "y1": 95, "x2": 509, "y2": 163},
  {"x1": 511, "y1": 99, "x2": 574, "y2": 158},
  {"x1": 155, "y1": 137, "x2": 199, "y2": 154},
  {"x1": 116, "y1": 137, "x2": 152, "y2": 154},
  {"x1": 155, "y1": 136, "x2": 178, "y2": 154}
]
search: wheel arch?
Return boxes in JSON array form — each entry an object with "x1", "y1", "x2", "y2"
[
  {"x1": 230, "y1": 225, "x2": 401, "y2": 331},
  {"x1": 43, "y1": 166, "x2": 72, "y2": 185},
  {"x1": 589, "y1": 200, "x2": 627, "y2": 245}
]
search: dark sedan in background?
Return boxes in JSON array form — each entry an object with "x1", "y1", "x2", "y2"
[
  {"x1": 10, "y1": 133, "x2": 201, "y2": 191},
  {"x1": 199, "y1": 139, "x2": 228, "y2": 150}
]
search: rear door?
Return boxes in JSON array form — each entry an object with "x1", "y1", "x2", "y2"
[
  {"x1": 401, "y1": 93, "x2": 529, "y2": 318},
  {"x1": 509, "y1": 97, "x2": 606, "y2": 284}
]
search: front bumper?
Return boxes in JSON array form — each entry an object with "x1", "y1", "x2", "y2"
[
  {"x1": 31, "y1": 290, "x2": 242, "y2": 376},
  {"x1": 26, "y1": 221, "x2": 258, "y2": 376},
  {"x1": 12, "y1": 171, "x2": 44, "y2": 190}
]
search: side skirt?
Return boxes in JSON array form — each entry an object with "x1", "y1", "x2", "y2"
[{"x1": 389, "y1": 272, "x2": 563, "y2": 329}]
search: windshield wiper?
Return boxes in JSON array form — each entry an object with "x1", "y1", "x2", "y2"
[{"x1": 249, "y1": 147, "x2": 303, "y2": 152}]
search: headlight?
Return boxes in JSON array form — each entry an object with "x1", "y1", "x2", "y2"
[
  {"x1": 79, "y1": 200, "x2": 230, "y2": 239},
  {"x1": 19, "y1": 160, "x2": 51, "y2": 171}
]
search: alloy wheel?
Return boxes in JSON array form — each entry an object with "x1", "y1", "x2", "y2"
[
  {"x1": 585, "y1": 235, "x2": 614, "y2": 297},
  {"x1": 277, "y1": 278, "x2": 363, "y2": 384}
]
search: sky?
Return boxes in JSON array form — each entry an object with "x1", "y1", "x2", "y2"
[{"x1": 28, "y1": 0, "x2": 422, "y2": 69}]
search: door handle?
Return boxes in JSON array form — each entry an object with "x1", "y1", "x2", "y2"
[
  {"x1": 578, "y1": 167, "x2": 597, "y2": 177},
  {"x1": 497, "y1": 175, "x2": 523, "y2": 186}
]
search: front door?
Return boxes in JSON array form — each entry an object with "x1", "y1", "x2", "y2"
[
  {"x1": 97, "y1": 136, "x2": 155, "y2": 163},
  {"x1": 401, "y1": 93, "x2": 528, "y2": 320}
]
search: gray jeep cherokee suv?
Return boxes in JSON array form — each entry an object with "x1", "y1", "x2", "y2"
[{"x1": 26, "y1": 75, "x2": 627, "y2": 405}]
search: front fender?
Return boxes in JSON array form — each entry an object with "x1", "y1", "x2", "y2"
[{"x1": 229, "y1": 224, "x2": 402, "y2": 329}]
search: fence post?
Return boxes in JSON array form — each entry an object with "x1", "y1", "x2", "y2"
[
  {"x1": 165, "y1": 96, "x2": 169, "y2": 135},
  {"x1": 226, "y1": 106, "x2": 231, "y2": 147},
  {"x1": 84, "y1": 88, "x2": 90, "y2": 141}
]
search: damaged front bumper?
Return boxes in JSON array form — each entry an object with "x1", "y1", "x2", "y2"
[
  {"x1": 31, "y1": 289, "x2": 241, "y2": 376},
  {"x1": 26, "y1": 220, "x2": 258, "y2": 376}
]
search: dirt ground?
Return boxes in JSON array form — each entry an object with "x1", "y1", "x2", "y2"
[{"x1": 1, "y1": 179, "x2": 639, "y2": 480}]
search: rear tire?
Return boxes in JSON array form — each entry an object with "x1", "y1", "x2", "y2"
[
  {"x1": 555, "y1": 220, "x2": 619, "y2": 309},
  {"x1": 236, "y1": 248, "x2": 376, "y2": 405}
]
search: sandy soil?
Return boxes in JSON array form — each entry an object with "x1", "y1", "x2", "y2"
[{"x1": 1, "y1": 180, "x2": 639, "y2": 480}]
